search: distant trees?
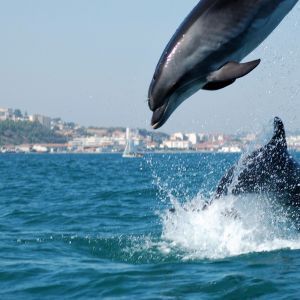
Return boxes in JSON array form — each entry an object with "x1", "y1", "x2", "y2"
[
  {"x1": 0, "y1": 120, "x2": 67, "y2": 145},
  {"x1": 14, "y1": 109, "x2": 23, "y2": 118}
]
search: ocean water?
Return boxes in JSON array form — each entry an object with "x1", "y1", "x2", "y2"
[{"x1": 1, "y1": 153, "x2": 300, "y2": 299}]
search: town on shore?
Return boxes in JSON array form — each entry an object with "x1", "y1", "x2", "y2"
[{"x1": 1, "y1": 107, "x2": 300, "y2": 154}]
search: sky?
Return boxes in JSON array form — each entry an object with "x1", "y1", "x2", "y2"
[{"x1": 0, "y1": 0, "x2": 300, "y2": 134}]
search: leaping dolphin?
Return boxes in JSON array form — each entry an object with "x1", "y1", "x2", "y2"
[
  {"x1": 148, "y1": 0, "x2": 298, "y2": 129},
  {"x1": 215, "y1": 117, "x2": 300, "y2": 210}
]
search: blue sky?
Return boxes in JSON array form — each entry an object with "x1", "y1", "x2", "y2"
[{"x1": 0, "y1": 0, "x2": 299, "y2": 133}]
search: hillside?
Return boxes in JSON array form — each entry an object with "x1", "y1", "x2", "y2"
[
  {"x1": 0, "y1": 120, "x2": 67, "y2": 145},
  {"x1": 87, "y1": 126, "x2": 169, "y2": 142}
]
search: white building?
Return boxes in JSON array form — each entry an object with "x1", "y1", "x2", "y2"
[
  {"x1": 287, "y1": 135, "x2": 300, "y2": 148},
  {"x1": 186, "y1": 133, "x2": 198, "y2": 145},
  {"x1": 171, "y1": 132, "x2": 184, "y2": 141},
  {"x1": 219, "y1": 146, "x2": 242, "y2": 153},
  {"x1": 32, "y1": 145, "x2": 48, "y2": 153},
  {"x1": 69, "y1": 136, "x2": 114, "y2": 148},
  {"x1": 162, "y1": 140, "x2": 191, "y2": 150},
  {"x1": 0, "y1": 108, "x2": 13, "y2": 121},
  {"x1": 29, "y1": 114, "x2": 51, "y2": 129}
]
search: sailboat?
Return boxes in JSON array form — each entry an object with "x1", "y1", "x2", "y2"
[{"x1": 122, "y1": 128, "x2": 143, "y2": 158}]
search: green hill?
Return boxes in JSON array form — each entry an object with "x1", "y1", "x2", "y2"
[{"x1": 0, "y1": 120, "x2": 67, "y2": 145}]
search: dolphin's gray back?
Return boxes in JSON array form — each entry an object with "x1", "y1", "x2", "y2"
[
  {"x1": 155, "y1": 0, "x2": 297, "y2": 94},
  {"x1": 215, "y1": 150, "x2": 300, "y2": 200},
  {"x1": 215, "y1": 118, "x2": 300, "y2": 206}
]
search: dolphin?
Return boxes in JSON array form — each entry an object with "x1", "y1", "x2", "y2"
[
  {"x1": 168, "y1": 117, "x2": 300, "y2": 222},
  {"x1": 148, "y1": 0, "x2": 298, "y2": 129},
  {"x1": 215, "y1": 117, "x2": 300, "y2": 211}
]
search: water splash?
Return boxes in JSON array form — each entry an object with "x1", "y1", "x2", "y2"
[
  {"x1": 161, "y1": 194, "x2": 300, "y2": 260},
  {"x1": 145, "y1": 125, "x2": 300, "y2": 260}
]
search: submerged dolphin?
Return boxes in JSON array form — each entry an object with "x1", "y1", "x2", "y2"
[
  {"x1": 169, "y1": 117, "x2": 300, "y2": 222},
  {"x1": 148, "y1": 0, "x2": 298, "y2": 129},
  {"x1": 215, "y1": 117, "x2": 300, "y2": 211}
]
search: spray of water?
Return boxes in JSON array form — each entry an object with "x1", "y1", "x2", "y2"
[
  {"x1": 161, "y1": 193, "x2": 300, "y2": 260},
  {"x1": 147, "y1": 139, "x2": 300, "y2": 260}
]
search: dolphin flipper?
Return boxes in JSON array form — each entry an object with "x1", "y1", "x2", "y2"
[{"x1": 203, "y1": 59, "x2": 261, "y2": 91}]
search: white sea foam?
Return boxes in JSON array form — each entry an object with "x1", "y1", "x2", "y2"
[{"x1": 161, "y1": 194, "x2": 300, "y2": 260}]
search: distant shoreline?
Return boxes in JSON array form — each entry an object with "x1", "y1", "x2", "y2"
[{"x1": 1, "y1": 150, "x2": 299, "y2": 155}]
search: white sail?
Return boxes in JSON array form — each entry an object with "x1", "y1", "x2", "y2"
[{"x1": 122, "y1": 128, "x2": 143, "y2": 158}]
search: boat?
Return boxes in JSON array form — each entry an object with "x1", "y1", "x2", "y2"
[{"x1": 122, "y1": 128, "x2": 143, "y2": 158}]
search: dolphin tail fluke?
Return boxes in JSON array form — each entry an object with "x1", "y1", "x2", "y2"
[{"x1": 203, "y1": 59, "x2": 261, "y2": 91}]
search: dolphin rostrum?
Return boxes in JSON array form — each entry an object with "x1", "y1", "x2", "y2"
[
  {"x1": 148, "y1": 0, "x2": 298, "y2": 129},
  {"x1": 215, "y1": 117, "x2": 300, "y2": 211}
]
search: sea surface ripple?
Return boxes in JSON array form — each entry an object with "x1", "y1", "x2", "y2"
[{"x1": 1, "y1": 153, "x2": 300, "y2": 299}]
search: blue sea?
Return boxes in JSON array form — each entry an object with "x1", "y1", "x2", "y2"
[{"x1": 1, "y1": 153, "x2": 300, "y2": 299}]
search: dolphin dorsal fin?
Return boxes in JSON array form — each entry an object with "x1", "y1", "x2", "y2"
[{"x1": 270, "y1": 117, "x2": 287, "y2": 149}]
